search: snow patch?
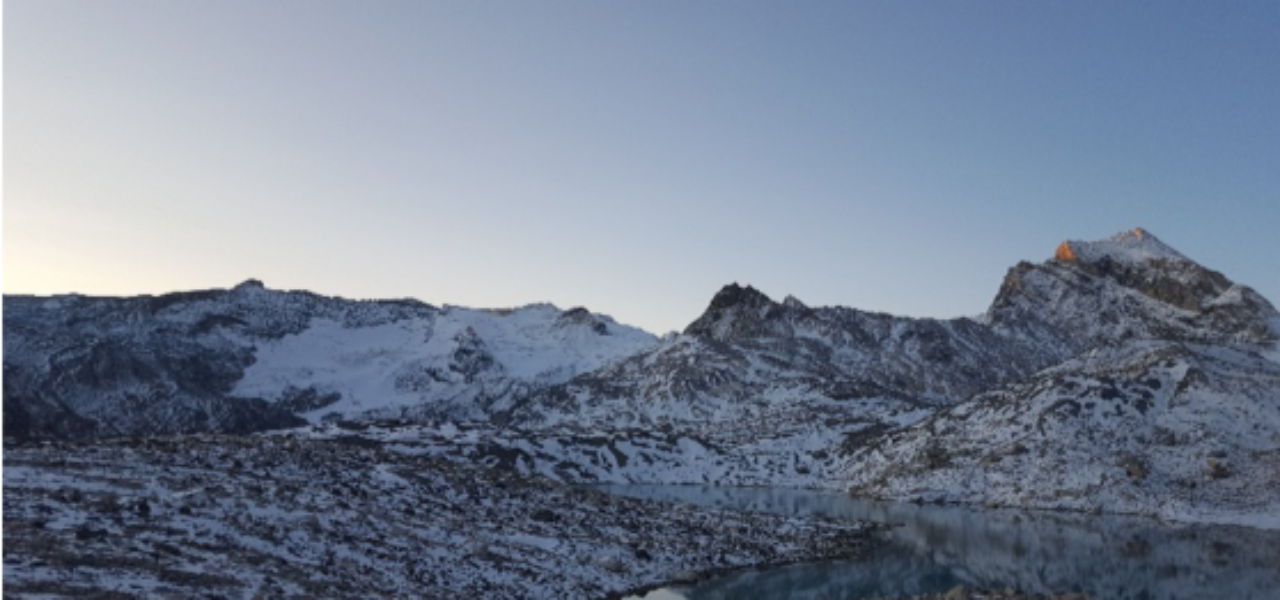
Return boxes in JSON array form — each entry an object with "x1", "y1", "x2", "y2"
[
  {"x1": 1058, "y1": 227, "x2": 1189, "y2": 266},
  {"x1": 234, "y1": 318, "x2": 426, "y2": 418},
  {"x1": 444, "y1": 305, "x2": 656, "y2": 381},
  {"x1": 233, "y1": 305, "x2": 658, "y2": 422}
]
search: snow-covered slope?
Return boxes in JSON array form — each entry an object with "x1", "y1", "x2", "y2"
[
  {"x1": 845, "y1": 341, "x2": 1280, "y2": 526},
  {"x1": 989, "y1": 228, "x2": 1274, "y2": 349},
  {"x1": 845, "y1": 229, "x2": 1280, "y2": 525},
  {"x1": 1054, "y1": 227, "x2": 1188, "y2": 265},
  {"x1": 481, "y1": 227, "x2": 1280, "y2": 524},
  {"x1": 2, "y1": 280, "x2": 656, "y2": 440},
  {"x1": 507, "y1": 283, "x2": 1065, "y2": 432},
  {"x1": 233, "y1": 303, "x2": 656, "y2": 422},
  {"x1": 3, "y1": 435, "x2": 872, "y2": 598},
  {"x1": 7, "y1": 228, "x2": 1279, "y2": 527}
]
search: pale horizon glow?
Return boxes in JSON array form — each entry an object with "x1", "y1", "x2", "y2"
[{"x1": 6, "y1": 1, "x2": 1280, "y2": 334}]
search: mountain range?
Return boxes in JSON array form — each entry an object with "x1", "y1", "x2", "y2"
[{"x1": 5, "y1": 228, "x2": 1279, "y2": 525}]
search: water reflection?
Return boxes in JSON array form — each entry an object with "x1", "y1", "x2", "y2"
[{"x1": 603, "y1": 485, "x2": 1280, "y2": 600}]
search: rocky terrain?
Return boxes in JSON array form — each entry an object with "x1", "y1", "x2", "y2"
[
  {"x1": 517, "y1": 280, "x2": 1063, "y2": 425},
  {"x1": 3, "y1": 280, "x2": 656, "y2": 440},
  {"x1": 845, "y1": 230, "x2": 1280, "y2": 527},
  {"x1": 2, "y1": 434, "x2": 874, "y2": 599},
  {"x1": 5, "y1": 227, "x2": 1279, "y2": 529},
  {"x1": 5, "y1": 227, "x2": 1280, "y2": 599}
]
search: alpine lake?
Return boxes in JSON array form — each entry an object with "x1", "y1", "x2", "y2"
[{"x1": 601, "y1": 484, "x2": 1280, "y2": 600}]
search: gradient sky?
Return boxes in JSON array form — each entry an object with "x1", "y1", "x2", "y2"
[{"x1": 6, "y1": 1, "x2": 1280, "y2": 334}]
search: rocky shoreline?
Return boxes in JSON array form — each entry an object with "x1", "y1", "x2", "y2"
[{"x1": 3, "y1": 435, "x2": 877, "y2": 598}]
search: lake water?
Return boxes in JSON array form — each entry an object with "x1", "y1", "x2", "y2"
[{"x1": 602, "y1": 484, "x2": 1280, "y2": 600}]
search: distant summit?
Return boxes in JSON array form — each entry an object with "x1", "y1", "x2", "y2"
[
  {"x1": 991, "y1": 227, "x2": 1272, "y2": 344},
  {"x1": 1054, "y1": 227, "x2": 1188, "y2": 265},
  {"x1": 682, "y1": 283, "x2": 785, "y2": 341}
]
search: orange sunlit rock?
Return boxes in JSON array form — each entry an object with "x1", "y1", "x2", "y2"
[{"x1": 1054, "y1": 241, "x2": 1077, "y2": 262}]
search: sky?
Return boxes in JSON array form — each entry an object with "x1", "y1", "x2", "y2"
[{"x1": 5, "y1": 1, "x2": 1280, "y2": 334}]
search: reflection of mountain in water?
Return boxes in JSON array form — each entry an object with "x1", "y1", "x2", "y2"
[{"x1": 607, "y1": 485, "x2": 1280, "y2": 600}]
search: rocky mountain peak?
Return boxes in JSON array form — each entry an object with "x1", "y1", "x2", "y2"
[
  {"x1": 682, "y1": 283, "x2": 787, "y2": 341},
  {"x1": 232, "y1": 279, "x2": 266, "y2": 292},
  {"x1": 991, "y1": 229, "x2": 1276, "y2": 347},
  {"x1": 1053, "y1": 227, "x2": 1188, "y2": 267},
  {"x1": 706, "y1": 283, "x2": 774, "y2": 312},
  {"x1": 230, "y1": 279, "x2": 269, "y2": 301},
  {"x1": 1059, "y1": 229, "x2": 1236, "y2": 312},
  {"x1": 782, "y1": 295, "x2": 808, "y2": 310},
  {"x1": 1053, "y1": 241, "x2": 1078, "y2": 262}
]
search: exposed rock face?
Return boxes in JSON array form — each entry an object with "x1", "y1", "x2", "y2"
[
  {"x1": 1054, "y1": 241, "x2": 1077, "y2": 262},
  {"x1": 2, "y1": 282, "x2": 655, "y2": 441},
  {"x1": 2, "y1": 365, "x2": 98, "y2": 442},
  {"x1": 2, "y1": 287, "x2": 314, "y2": 440},
  {"x1": 508, "y1": 283, "x2": 1063, "y2": 436},
  {"x1": 5, "y1": 228, "x2": 1280, "y2": 526},
  {"x1": 501, "y1": 228, "x2": 1279, "y2": 524},
  {"x1": 1045, "y1": 228, "x2": 1240, "y2": 315},
  {"x1": 989, "y1": 231, "x2": 1275, "y2": 353},
  {"x1": 845, "y1": 340, "x2": 1280, "y2": 525},
  {"x1": 1, "y1": 365, "x2": 31, "y2": 440},
  {"x1": 683, "y1": 283, "x2": 789, "y2": 341},
  {"x1": 844, "y1": 229, "x2": 1280, "y2": 524},
  {"x1": 557, "y1": 306, "x2": 611, "y2": 335},
  {"x1": 449, "y1": 327, "x2": 498, "y2": 383}
]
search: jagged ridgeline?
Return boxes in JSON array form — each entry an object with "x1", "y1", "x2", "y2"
[
  {"x1": 5, "y1": 227, "x2": 1280, "y2": 523},
  {"x1": 5, "y1": 229, "x2": 1278, "y2": 442},
  {"x1": 846, "y1": 228, "x2": 1280, "y2": 523}
]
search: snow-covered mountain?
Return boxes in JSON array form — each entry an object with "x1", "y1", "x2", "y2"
[
  {"x1": 6, "y1": 227, "x2": 1279, "y2": 525},
  {"x1": 506, "y1": 282, "x2": 1064, "y2": 430},
  {"x1": 2, "y1": 279, "x2": 656, "y2": 440},
  {"x1": 988, "y1": 228, "x2": 1276, "y2": 351},
  {"x1": 473, "y1": 281, "x2": 1079, "y2": 488},
  {"x1": 845, "y1": 228, "x2": 1280, "y2": 526},
  {"x1": 233, "y1": 301, "x2": 656, "y2": 422}
]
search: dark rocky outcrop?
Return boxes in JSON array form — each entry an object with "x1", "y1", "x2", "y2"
[
  {"x1": 557, "y1": 306, "x2": 610, "y2": 335},
  {"x1": 683, "y1": 283, "x2": 790, "y2": 341},
  {"x1": 0, "y1": 365, "x2": 31, "y2": 440},
  {"x1": 2, "y1": 283, "x2": 433, "y2": 441},
  {"x1": 449, "y1": 327, "x2": 499, "y2": 383}
]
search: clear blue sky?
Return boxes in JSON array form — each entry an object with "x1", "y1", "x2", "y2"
[{"x1": 6, "y1": 1, "x2": 1279, "y2": 334}]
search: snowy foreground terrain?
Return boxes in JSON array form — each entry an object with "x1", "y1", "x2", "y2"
[
  {"x1": 5, "y1": 228, "x2": 1280, "y2": 596},
  {"x1": 2, "y1": 435, "x2": 872, "y2": 598}
]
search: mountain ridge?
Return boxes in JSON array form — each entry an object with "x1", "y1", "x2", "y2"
[
  {"x1": 5, "y1": 228, "x2": 1280, "y2": 526},
  {"x1": 7, "y1": 227, "x2": 1276, "y2": 440}
]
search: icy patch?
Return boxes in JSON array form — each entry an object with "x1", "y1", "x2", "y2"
[
  {"x1": 233, "y1": 318, "x2": 427, "y2": 418},
  {"x1": 233, "y1": 305, "x2": 658, "y2": 422}
]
